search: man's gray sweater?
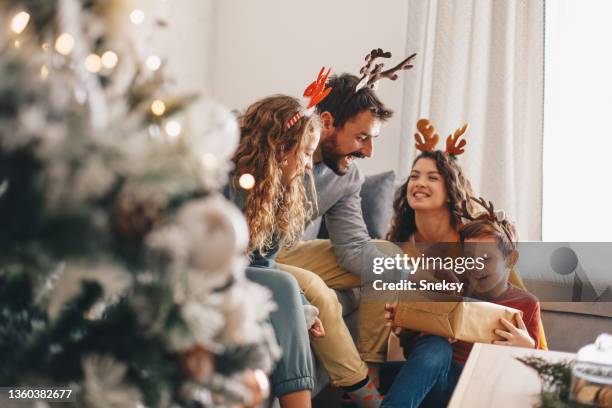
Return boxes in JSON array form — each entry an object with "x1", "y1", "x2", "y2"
[{"x1": 309, "y1": 161, "x2": 390, "y2": 280}]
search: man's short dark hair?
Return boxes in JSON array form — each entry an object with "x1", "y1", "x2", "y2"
[{"x1": 315, "y1": 73, "x2": 393, "y2": 128}]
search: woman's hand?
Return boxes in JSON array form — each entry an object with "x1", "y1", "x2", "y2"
[
  {"x1": 493, "y1": 315, "x2": 535, "y2": 349},
  {"x1": 309, "y1": 317, "x2": 325, "y2": 338}
]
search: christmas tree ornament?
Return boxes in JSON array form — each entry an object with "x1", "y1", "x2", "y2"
[
  {"x1": 150, "y1": 195, "x2": 249, "y2": 274},
  {"x1": 189, "y1": 100, "x2": 240, "y2": 161},
  {"x1": 180, "y1": 345, "x2": 215, "y2": 383},
  {"x1": 114, "y1": 186, "x2": 167, "y2": 240}
]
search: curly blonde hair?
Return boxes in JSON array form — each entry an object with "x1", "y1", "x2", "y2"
[{"x1": 233, "y1": 95, "x2": 320, "y2": 254}]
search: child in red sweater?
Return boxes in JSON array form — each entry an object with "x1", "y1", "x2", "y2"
[
  {"x1": 454, "y1": 197, "x2": 542, "y2": 364},
  {"x1": 381, "y1": 198, "x2": 542, "y2": 407}
]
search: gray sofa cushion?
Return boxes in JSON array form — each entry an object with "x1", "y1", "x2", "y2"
[{"x1": 359, "y1": 170, "x2": 396, "y2": 239}]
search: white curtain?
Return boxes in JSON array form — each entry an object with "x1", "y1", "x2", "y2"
[{"x1": 398, "y1": 0, "x2": 544, "y2": 240}]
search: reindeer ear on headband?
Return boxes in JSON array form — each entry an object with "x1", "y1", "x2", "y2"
[
  {"x1": 414, "y1": 119, "x2": 440, "y2": 152},
  {"x1": 413, "y1": 118, "x2": 469, "y2": 159},
  {"x1": 355, "y1": 48, "x2": 417, "y2": 91},
  {"x1": 286, "y1": 67, "x2": 333, "y2": 130}
]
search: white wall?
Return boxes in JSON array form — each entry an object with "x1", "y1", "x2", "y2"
[
  {"x1": 133, "y1": 0, "x2": 415, "y2": 177},
  {"x1": 212, "y1": 0, "x2": 412, "y2": 177},
  {"x1": 129, "y1": 0, "x2": 215, "y2": 137}
]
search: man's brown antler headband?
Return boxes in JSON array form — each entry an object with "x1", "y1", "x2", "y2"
[
  {"x1": 414, "y1": 118, "x2": 469, "y2": 159},
  {"x1": 355, "y1": 48, "x2": 417, "y2": 91}
]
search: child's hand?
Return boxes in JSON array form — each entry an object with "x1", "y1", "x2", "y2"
[
  {"x1": 493, "y1": 315, "x2": 535, "y2": 349},
  {"x1": 309, "y1": 317, "x2": 325, "y2": 338},
  {"x1": 384, "y1": 303, "x2": 403, "y2": 335}
]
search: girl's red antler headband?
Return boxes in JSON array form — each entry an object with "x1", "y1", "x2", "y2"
[
  {"x1": 414, "y1": 118, "x2": 469, "y2": 159},
  {"x1": 286, "y1": 67, "x2": 332, "y2": 130}
]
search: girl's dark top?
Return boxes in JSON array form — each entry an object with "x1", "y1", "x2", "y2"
[
  {"x1": 223, "y1": 182, "x2": 280, "y2": 269},
  {"x1": 223, "y1": 180, "x2": 312, "y2": 308}
]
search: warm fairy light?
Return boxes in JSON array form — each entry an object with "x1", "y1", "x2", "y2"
[
  {"x1": 41, "y1": 42, "x2": 49, "y2": 51},
  {"x1": 101, "y1": 51, "x2": 118, "y2": 69},
  {"x1": 151, "y1": 99, "x2": 166, "y2": 116},
  {"x1": 55, "y1": 33, "x2": 75, "y2": 55},
  {"x1": 10, "y1": 11, "x2": 30, "y2": 34},
  {"x1": 165, "y1": 121, "x2": 182, "y2": 138},
  {"x1": 238, "y1": 173, "x2": 255, "y2": 190},
  {"x1": 40, "y1": 65, "x2": 49, "y2": 79},
  {"x1": 84, "y1": 54, "x2": 102, "y2": 73},
  {"x1": 130, "y1": 9, "x2": 145, "y2": 25},
  {"x1": 13, "y1": 39, "x2": 21, "y2": 48},
  {"x1": 145, "y1": 55, "x2": 161, "y2": 71}
]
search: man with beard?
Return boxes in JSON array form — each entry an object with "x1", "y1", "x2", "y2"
[{"x1": 276, "y1": 73, "x2": 408, "y2": 407}]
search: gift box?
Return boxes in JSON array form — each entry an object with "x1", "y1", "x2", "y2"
[{"x1": 393, "y1": 292, "x2": 522, "y2": 344}]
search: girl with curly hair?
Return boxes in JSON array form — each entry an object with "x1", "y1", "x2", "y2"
[
  {"x1": 226, "y1": 94, "x2": 323, "y2": 408},
  {"x1": 232, "y1": 95, "x2": 319, "y2": 260}
]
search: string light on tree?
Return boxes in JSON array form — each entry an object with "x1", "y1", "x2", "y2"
[
  {"x1": 40, "y1": 65, "x2": 49, "y2": 79},
  {"x1": 10, "y1": 11, "x2": 30, "y2": 34},
  {"x1": 55, "y1": 33, "x2": 75, "y2": 55},
  {"x1": 165, "y1": 120, "x2": 182, "y2": 140},
  {"x1": 238, "y1": 173, "x2": 255, "y2": 190},
  {"x1": 151, "y1": 99, "x2": 166, "y2": 116},
  {"x1": 13, "y1": 39, "x2": 21, "y2": 49},
  {"x1": 41, "y1": 42, "x2": 50, "y2": 51},
  {"x1": 101, "y1": 51, "x2": 118, "y2": 69},
  {"x1": 129, "y1": 9, "x2": 145, "y2": 25},
  {"x1": 84, "y1": 54, "x2": 102, "y2": 73},
  {"x1": 146, "y1": 55, "x2": 161, "y2": 71}
]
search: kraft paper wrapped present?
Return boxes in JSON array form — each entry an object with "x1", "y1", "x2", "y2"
[{"x1": 393, "y1": 292, "x2": 522, "y2": 344}]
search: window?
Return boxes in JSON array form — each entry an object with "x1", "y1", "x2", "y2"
[{"x1": 543, "y1": 0, "x2": 612, "y2": 241}]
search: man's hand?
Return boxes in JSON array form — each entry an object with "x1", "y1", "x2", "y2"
[
  {"x1": 384, "y1": 303, "x2": 403, "y2": 335},
  {"x1": 493, "y1": 315, "x2": 535, "y2": 349},
  {"x1": 309, "y1": 317, "x2": 325, "y2": 338}
]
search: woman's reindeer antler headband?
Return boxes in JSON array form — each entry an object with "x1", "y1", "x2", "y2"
[
  {"x1": 286, "y1": 67, "x2": 333, "y2": 130},
  {"x1": 355, "y1": 48, "x2": 417, "y2": 91},
  {"x1": 414, "y1": 118, "x2": 469, "y2": 159}
]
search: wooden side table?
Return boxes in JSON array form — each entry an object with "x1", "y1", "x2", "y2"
[{"x1": 448, "y1": 343, "x2": 576, "y2": 408}]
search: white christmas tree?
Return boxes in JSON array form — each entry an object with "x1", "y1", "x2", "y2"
[{"x1": 0, "y1": 1, "x2": 279, "y2": 407}]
